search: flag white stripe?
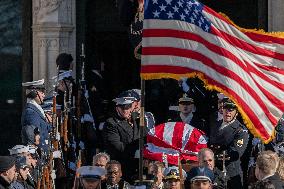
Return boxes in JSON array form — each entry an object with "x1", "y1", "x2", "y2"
[
  {"x1": 163, "y1": 122, "x2": 176, "y2": 145},
  {"x1": 182, "y1": 123, "x2": 194, "y2": 150}
]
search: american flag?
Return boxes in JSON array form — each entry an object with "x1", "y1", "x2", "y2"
[
  {"x1": 144, "y1": 122, "x2": 207, "y2": 164},
  {"x1": 141, "y1": 0, "x2": 284, "y2": 142}
]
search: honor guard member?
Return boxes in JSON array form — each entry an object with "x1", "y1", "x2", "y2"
[
  {"x1": 21, "y1": 79, "x2": 51, "y2": 154},
  {"x1": 0, "y1": 156, "x2": 17, "y2": 189},
  {"x1": 8, "y1": 145, "x2": 33, "y2": 168},
  {"x1": 187, "y1": 166, "x2": 215, "y2": 189},
  {"x1": 73, "y1": 166, "x2": 106, "y2": 189},
  {"x1": 10, "y1": 156, "x2": 35, "y2": 189},
  {"x1": 209, "y1": 99, "x2": 249, "y2": 189},
  {"x1": 168, "y1": 94, "x2": 206, "y2": 133},
  {"x1": 103, "y1": 94, "x2": 139, "y2": 182},
  {"x1": 163, "y1": 166, "x2": 186, "y2": 189}
]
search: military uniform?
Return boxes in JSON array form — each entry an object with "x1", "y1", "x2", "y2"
[
  {"x1": 21, "y1": 79, "x2": 51, "y2": 154},
  {"x1": 168, "y1": 94, "x2": 207, "y2": 133},
  {"x1": 210, "y1": 119, "x2": 249, "y2": 189},
  {"x1": 103, "y1": 112, "x2": 140, "y2": 179}
]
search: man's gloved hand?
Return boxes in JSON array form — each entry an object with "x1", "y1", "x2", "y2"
[{"x1": 53, "y1": 150, "x2": 62, "y2": 158}]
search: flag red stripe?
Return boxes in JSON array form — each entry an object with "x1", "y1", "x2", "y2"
[
  {"x1": 142, "y1": 65, "x2": 272, "y2": 140},
  {"x1": 143, "y1": 46, "x2": 278, "y2": 124},
  {"x1": 254, "y1": 62, "x2": 284, "y2": 75},
  {"x1": 204, "y1": 6, "x2": 284, "y2": 45},
  {"x1": 172, "y1": 122, "x2": 184, "y2": 149},
  {"x1": 154, "y1": 121, "x2": 165, "y2": 140},
  {"x1": 210, "y1": 27, "x2": 284, "y2": 61}
]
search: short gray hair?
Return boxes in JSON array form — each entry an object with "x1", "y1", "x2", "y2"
[
  {"x1": 93, "y1": 152, "x2": 110, "y2": 165},
  {"x1": 198, "y1": 148, "x2": 214, "y2": 160}
]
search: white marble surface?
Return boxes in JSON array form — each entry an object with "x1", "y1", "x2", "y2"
[{"x1": 32, "y1": 0, "x2": 76, "y2": 91}]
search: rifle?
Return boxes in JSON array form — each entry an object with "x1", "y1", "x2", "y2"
[
  {"x1": 178, "y1": 156, "x2": 185, "y2": 189},
  {"x1": 63, "y1": 91, "x2": 69, "y2": 152}
]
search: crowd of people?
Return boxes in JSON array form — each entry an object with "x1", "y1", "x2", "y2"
[{"x1": 0, "y1": 52, "x2": 284, "y2": 189}]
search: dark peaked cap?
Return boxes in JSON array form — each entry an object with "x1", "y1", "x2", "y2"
[
  {"x1": 56, "y1": 53, "x2": 73, "y2": 70},
  {"x1": 0, "y1": 156, "x2": 16, "y2": 172}
]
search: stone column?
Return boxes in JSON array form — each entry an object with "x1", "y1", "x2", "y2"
[
  {"x1": 268, "y1": 0, "x2": 284, "y2": 32},
  {"x1": 32, "y1": 0, "x2": 76, "y2": 91}
]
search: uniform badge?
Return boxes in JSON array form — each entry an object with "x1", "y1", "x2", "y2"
[{"x1": 236, "y1": 139, "x2": 244, "y2": 147}]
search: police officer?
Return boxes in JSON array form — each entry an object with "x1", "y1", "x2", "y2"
[
  {"x1": 102, "y1": 94, "x2": 139, "y2": 182},
  {"x1": 21, "y1": 79, "x2": 51, "y2": 154},
  {"x1": 209, "y1": 99, "x2": 249, "y2": 189}
]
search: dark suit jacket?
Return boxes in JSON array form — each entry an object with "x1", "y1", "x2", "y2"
[{"x1": 21, "y1": 103, "x2": 51, "y2": 152}]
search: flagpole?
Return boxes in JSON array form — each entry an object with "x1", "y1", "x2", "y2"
[{"x1": 139, "y1": 79, "x2": 145, "y2": 182}]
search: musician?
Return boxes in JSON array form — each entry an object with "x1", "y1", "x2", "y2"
[
  {"x1": 0, "y1": 156, "x2": 17, "y2": 189},
  {"x1": 21, "y1": 79, "x2": 51, "y2": 154},
  {"x1": 102, "y1": 160, "x2": 131, "y2": 189},
  {"x1": 209, "y1": 99, "x2": 249, "y2": 189},
  {"x1": 73, "y1": 166, "x2": 106, "y2": 189},
  {"x1": 102, "y1": 95, "x2": 139, "y2": 182},
  {"x1": 187, "y1": 166, "x2": 214, "y2": 189},
  {"x1": 168, "y1": 94, "x2": 206, "y2": 132},
  {"x1": 163, "y1": 166, "x2": 186, "y2": 189}
]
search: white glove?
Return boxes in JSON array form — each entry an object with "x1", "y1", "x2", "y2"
[
  {"x1": 181, "y1": 80, "x2": 190, "y2": 93},
  {"x1": 79, "y1": 141, "x2": 85, "y2": 150},
  {"x1": 99, "y1": 122, "x2": 105, "y2": 130},
  {"x1": 53, "y1": 150, "x2": 62, "y2": 158},
  {"x1": 248, "y1": 157, "x2": 255, "y2": 168},
  {"x1": 56, "y1": 132, "x2": 61, "y2": 141},
  {"x1": 252, "y1": 138, "x2": 261, "y2": 146},
  {"x1": 51, "y1": 170, "x2": 56, "y2": 180},
  {"x1": 134, "y1": 149, "x2": 140, "y2": 158},
  {"x1": 68, "y1": 161, "x2": 76, "y2": 171},
  {"x1": 81, "y1": 114, "x2": 94, "y2": 123}
]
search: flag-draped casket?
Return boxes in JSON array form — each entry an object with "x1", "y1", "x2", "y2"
[{"x1": 144, "y1": 122, "x2": 207, "y2": 165}]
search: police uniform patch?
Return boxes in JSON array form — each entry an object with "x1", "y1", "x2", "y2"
[{"x1": 236, "y1": 139, "x2": 244, "y2": 147}]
